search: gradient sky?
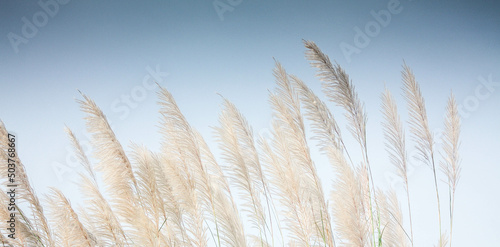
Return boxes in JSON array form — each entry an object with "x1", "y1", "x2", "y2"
[{"x1": 1, "y1": 0, "x2": 499, "y2": 246}]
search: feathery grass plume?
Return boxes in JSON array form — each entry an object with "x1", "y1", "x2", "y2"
[
  {"x1": 159, "y1": 148, "x2": 205, "y2": 246},
  {"x1": 401, "y1": 65, "x2": 435, "y2": 165},
  {"x1": 259, "y1": 134, "x2": 314, "y2": 245},
  {"x1": 64, "y1": 127, "x2": 95, "y2": 181},
  {"x1": 76, "y1": 208, "x2": 103, "y2": 246},
  {"x1": 195, "y1": 130, "x2": 247, "y2": 247},
  {"x1": 303, "y1": 41, "x2": 367, "y2": 157},
  {"x1": 78, "y1": 169, "x2": 129, "y2": 246},
  {"x1": 65, "y1": 127, "x2": 128, "y2": 246},
  {"x1": 377, "y1": 190, "x2": 409, "y2": 247},
  {"x1": 77, "y1": 93, "x2": 158, "y2": 246},
  {"x1": 130, "y1": 144, "x2": 176, "y2": 246},
  {"x1": 292, "y1": 69, "x2": 372, "y2": 247},
  {"x1": 0, "y1": 121, "x2": 55, "y2": 246},
  {"x1": 76, "y1": 92, "x2": 139, "y2": 197},
  {"x1": 157, "y1": 85, "x2": 246, "y2": 247},
  {"x1": 157, "y1": 85, "x2": 209, "y2": 247},
  {"x1": 292, "y1": 74, "x2": 344, "y2": 155},
  {"x1": 441, "y1": 93, "x2": 461, "y2": 247},
  {"x1": 288, "y1": 75, "x2": 343, "y2": 246},
  {"x1": 304, "y1": 40, "x2": 379, "y2": 245},
  {"x1": 151, "y1": 153, "x2": 189, "y2": 246},
  {"x1": 329, "y1": 146, "x2": 369, "y2": 247},
  {"x1": 215, "y1": 98, "x2": 272, "y2": 245},
  {"x1": 261, "y1": 61, "x2": 333, "y2": 246},
  {"x1": 285, "y1": 73, "x2": 335, "y2": 247},
  {"x1": 158, "y1": 89, "x2": 207, "y2": 246},
  {"x1": 381, "y1": 87, "x2": 414, "y2": 245},
  {"x1": 45, "y1": 188, "x2": 92, "y2": 247},
  {"x1": 401, "y1": 64, "x2": 442, "y2": 245}
]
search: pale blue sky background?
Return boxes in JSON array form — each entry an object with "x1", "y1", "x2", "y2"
[{"x1": 1, "y1": 0, "x2": 499, "y2": 246}]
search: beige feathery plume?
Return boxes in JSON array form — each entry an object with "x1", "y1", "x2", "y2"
[
  {"x1": 381, "y1": 88, "x2": 409, "y2": 184},
  {"x1": 76, "y1": 209, "x2": 102, "y2": 246},
  {"x1": 402, "y1": 64, "x2": 442, "y2": 245},
  {"x1": 135, "y1": 146, "x2": 191, "y2": 246},
  {"x1": 0, "y1": 121, "x2": 55, "y2": 246},
  {"x1": 160, "y1": 151, "x2": 205, "y2": 247},
  {"x1": 130, "y1": 144, "x2": 165, "y2": 227},
  {"x1": 46, "y1": 188, "x2": 92, "y2": 247},
  {"x1": 77, "y1": 93, "x2": 157, "y2": 246},
  {"x1": 381, "y1": 87, "x2": 414, "y2": 245},
  {"x1": 259, "y1": 134, "x2": 314, "y2": 245},
  {"x1": 377, "y1": 190, "x2": 410, "y2": 247},
  {"x1": 304, "y1": 41, "x2": 378, "y2": 244},
  {"x1": 64, "y1": 127, "x2": 95, "y2": 181},
  {"x1": 292, "y1": 74, "x2": 343, "y2": 152},
  {"x1": 157, "y1": 108, "x2": 206, "y2": 246},
  {"x1": 292, "y1": 71, "x2": 375, "y2": 247},
  {"x1": 291, "y1": 75, "x2": 369, "y2": 246},
  {"x1": 261, "y1": 61, "x2": 334, "y2": 246},
  {"x1": 329, "y1": 146, "x2": 369, "y2": 247},
  {"x1": 158, "y1": 85, "x2": 246, "y2": 247},
  {"x1": 441, "y1": 93, "x2": 461, "y2": 194},
  {"x1": 149, "y1": 147, "x2": 193, "y2": 246},
  {"x1": 76, "y1": 92, "x2": 139, "y2": 197},
  {"x1": 401, "y1": 65, "x2": 435, "y2": 165},
  {"x1": 150, "y1": 152, "x2": 188, "y2": 246},
  {"x1": 441, "y1": 93, "x2": 461, "y2": 247},
  {"x1": 130, "y1": 144, "x2": 179, "y2": 246},
  {"x1": 157, "y1": 86, "x2": 210, "y2": 247},
  {"x1": 65, "y1": 127, "x2": 128, "y2": 246},
  {"x1": 79, "y1": 176, "x2": 127, "y2": 246},
  {"x1": 304, "y1": 41, "x2": 367, "y2": 153},
  {"x1": 216, "y1": 98, "x2": 283, "y2": 246},
  {"x1": 214, "y1": 98, "x2": 270, "y2": 245},
  {"x1": 195, "y1": 131, "x2": 247, "y2": 247},
  {"x1": 289, "y1": 75, "x2": 344, "y2": 246}
]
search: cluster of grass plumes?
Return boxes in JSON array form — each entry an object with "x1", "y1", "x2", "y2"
[{"x1": 0, "y1": 41, "x2": 461, "y2": 247}]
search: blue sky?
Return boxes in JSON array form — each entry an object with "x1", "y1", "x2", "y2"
[{"x1": 1, "y1": 0, "x2": 499, "y2": 246}]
